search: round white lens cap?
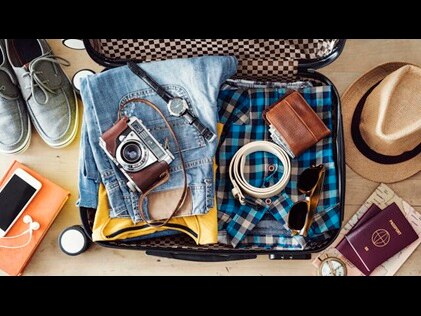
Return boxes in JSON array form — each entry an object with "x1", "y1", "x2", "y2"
[{"x1": 59, "y1": 226, "x2": 91, "y2": 256}]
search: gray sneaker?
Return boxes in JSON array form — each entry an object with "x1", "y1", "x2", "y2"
[
  {"x1": 6, "y1": 39, "x2": 78, "y2": 148},
  {"x1": 0, "y1": 39, "x2": 31, "y2": 155}
]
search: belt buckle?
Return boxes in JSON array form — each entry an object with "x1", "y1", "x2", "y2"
[{"x1": 242, "y1": 195, "x2": 266, "y2": 208}]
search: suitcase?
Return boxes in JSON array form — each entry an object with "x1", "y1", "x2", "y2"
[{"x1": 76, "y1": 39, "x2": 346, "y2": 261}]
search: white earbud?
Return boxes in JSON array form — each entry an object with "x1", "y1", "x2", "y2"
[
  {"x1": 23, "y1": 215, "x2": 40, "y2": 231},
  {"x1": 23, "y1": 215, "x2": 32, "y2": 224},
  {"x1": 0, "y1": 214, "x2": 40, "y2": 248},
  {"x1": 30, "y1": 221, "x2": 40, "y2": 231}
]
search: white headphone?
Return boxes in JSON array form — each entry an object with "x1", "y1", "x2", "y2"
[
  {"x1": 23, "y1": 215, "x2": 40, "y2": 231},
  {"x1": 0, "y1": 215, "x2": 40, "y2": 249}
]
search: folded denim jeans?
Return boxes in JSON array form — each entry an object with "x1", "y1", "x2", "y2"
[{"x1": 78, "y1": 56, "x2": 238, "y2": 223}]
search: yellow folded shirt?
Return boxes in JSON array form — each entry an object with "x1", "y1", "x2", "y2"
[{"x1": 93, "y1": 184, "x2": 218, "y2": 245}]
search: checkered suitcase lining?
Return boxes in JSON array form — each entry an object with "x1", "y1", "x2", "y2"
[
  {"x1": 111, "y1": 235, "x2": 243, "y2": 251},
  {"x1": 86, "y1": 209, "x2": 242, "y2": 251},
  {"x1": 104, "y1": 232, "x2": 333, "y2": 251},
  {"x1": 88, "y1": 210, "x2": 332, "y2": 252},
  {"x1": 86, "y1": 39, "x2": 340, "y2": 252},
  {"x1": 90, "y1": 39, "x2": 338, "y2": 79}
]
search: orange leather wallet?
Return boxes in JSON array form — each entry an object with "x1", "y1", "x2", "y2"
[{"x1": 263, "y1": 91, "x2": 331, "y2": 158}]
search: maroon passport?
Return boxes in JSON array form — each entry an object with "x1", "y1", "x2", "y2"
[
  {"x1": 337, "y1": 203, "x2": 418, "y2": 275},
  {"x1": 336, "y1": 204, "x2": 382, "y2": 273}
]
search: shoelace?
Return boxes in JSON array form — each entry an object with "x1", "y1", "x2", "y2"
[{"x1": 23, "y1": 54, "x2": 70, "y2": 105}]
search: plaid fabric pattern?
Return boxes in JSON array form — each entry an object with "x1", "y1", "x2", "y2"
[
  {"x1": 216, "y1": 84, "x2": 340, "y2": 249},
  {"x1": 91, "y1": 39, "x2": 339, "y2": 79}
]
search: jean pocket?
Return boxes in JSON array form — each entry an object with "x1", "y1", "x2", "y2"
[{"x1": 147, "y1": 118, "x2": 206, "y2": 154}]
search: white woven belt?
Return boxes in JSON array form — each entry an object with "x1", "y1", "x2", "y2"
[{"x1": 229, "y1": 141, "x2": 291, "y2": 205}]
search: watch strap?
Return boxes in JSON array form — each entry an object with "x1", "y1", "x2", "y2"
[
  {"x1": 184, "y1": 110, "x2": 216, "y2": 142},
  {"x1": 128, "y1": 61, "x2": 216, "y2": 143},
  {"x1": 127, "y1": 61, "x2": 173, "y2": 104}
]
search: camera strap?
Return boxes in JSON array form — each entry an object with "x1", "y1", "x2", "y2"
[{"x1": 118, "y1": 98, "x2": 188, "y2": 228}]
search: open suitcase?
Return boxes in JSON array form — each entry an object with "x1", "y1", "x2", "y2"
[{"x1": 77, "y1": 39, "x2": 346, "y2": 261}]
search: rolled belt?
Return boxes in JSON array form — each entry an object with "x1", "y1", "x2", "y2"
[{"x1": 229, "y1": 141, "x2": 291, "y2": 205}]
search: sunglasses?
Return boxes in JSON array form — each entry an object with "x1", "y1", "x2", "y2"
[{"x1": 287, "y1": 164, "x2": 326, "y2": 237}]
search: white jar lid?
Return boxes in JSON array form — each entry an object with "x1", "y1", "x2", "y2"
[{"x1": 59, "y1": 225, "x2": 91, "y2": 256}]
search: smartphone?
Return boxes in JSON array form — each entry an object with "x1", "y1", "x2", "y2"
[{"x1": 0, "y1": 168, "x2": 42, "y2": 237}]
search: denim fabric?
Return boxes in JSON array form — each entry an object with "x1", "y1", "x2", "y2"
[{"x1": 78, "y1": 56, "x2": 237, "y2": 224}]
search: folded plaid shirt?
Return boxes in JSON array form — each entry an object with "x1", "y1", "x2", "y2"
[{"x1": 216, "y1": 82, "x2": 340, "y2": 249}]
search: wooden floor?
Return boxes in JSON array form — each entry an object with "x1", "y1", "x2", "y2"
[{"x1": 0, "y1": 39, "x2": 419, "y2": 276}]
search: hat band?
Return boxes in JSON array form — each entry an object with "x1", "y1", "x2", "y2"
[{"x1": 351, "y1": 82, "x2": 421, "y2": 164}]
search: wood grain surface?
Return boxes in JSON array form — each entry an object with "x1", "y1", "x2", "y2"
[{"x1": 0, "y1": 39, "x2": 419, "y2": 276}]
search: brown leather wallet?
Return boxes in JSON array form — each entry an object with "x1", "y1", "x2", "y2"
[{"x1": 263, "y1": 91, "x2": 331, "y2": 157}]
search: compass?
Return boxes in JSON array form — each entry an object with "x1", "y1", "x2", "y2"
[{"x1": 318, "y1": 256, "x2": 347, "y2": 276}]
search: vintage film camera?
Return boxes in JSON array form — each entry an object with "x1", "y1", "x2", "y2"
[{"x1": 99, "y1": 116, "x2": 174, "y2": 193}]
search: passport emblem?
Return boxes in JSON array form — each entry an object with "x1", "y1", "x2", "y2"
[{"x1": 372, "y1": 229, "x2": 390, "y2": 247}]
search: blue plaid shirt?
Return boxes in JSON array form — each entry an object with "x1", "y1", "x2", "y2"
[{"x1": 216, "y1": 83, "x2": 340, "y2": 249}]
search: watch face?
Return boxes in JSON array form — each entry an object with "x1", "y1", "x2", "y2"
[
  {"x1": 168, "y1": 98, "x2": 188, "y2": 116},
  {"x1": 319, "y1": 258, "x2": 347, "y2": 276}
]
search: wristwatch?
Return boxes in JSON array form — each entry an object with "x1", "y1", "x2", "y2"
[{"x1": 127, "y1": 61, "x2": 216, "y2": 142}]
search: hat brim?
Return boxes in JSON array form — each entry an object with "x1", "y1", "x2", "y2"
[{"x1": 342, "y1": 62, "x2": 421, "y2": 183}]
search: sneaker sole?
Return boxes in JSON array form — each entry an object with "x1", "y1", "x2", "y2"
[
  {"x1": 0, "y1": 119, "x2": 32, "y2": 155},
  {"x1": 32, "y1": 90, "x2": 79, "y2": 149},
  {"x1": 46, "y1": 92, "x2": 79, "y2": 149}
]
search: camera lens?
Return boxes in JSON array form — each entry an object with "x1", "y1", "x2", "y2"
[{"x1": 121, "y1": 142, "x2": 143, "y2": 164}]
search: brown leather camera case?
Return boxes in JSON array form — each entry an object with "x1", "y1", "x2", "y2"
[{"x1": 100, "y1": 117, "x2": 170, "y2": 193}]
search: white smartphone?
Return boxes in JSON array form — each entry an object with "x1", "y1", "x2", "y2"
[{"x1": 0, "y1": 168, "x2": 42, "y2": 237}]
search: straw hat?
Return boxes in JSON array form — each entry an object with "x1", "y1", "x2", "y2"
[{"x1": 342, "y1": 62, "x2": 421, "y2": 183}]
